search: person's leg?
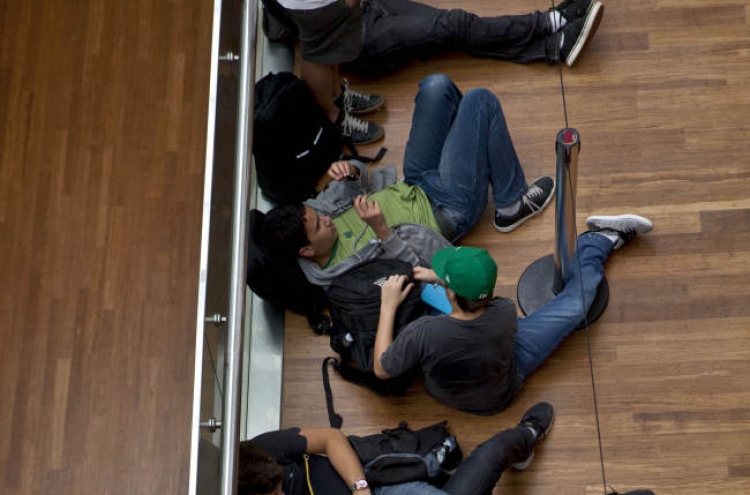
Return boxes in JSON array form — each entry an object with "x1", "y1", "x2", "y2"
[
  {"x1": 441, "y1": 402, "x2": 554, "y2": 495},
  {"x1": 513, "y1": 232, "x2": 613, "y2": 379},
  {"x1": 403, "y1": 74, "x2": 462, "y2": 183},
  {"x1": 373, "y1": 481, "x2": 449, "y2": 495},
  {"x1": 404, "y1": 76, "x2": 527, "y2": 239},
  {"x1": 300, "y1": 60, "x2": 341, "y2": 122},
  {"x1": 357, "y1": 0, "x2": 552, "y2": 68}
]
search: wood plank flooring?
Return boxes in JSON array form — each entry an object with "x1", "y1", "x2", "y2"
[
  {"x1": 2, "y1": 0, "x2": 749, "y2": 494},
  {"x1": 1, "y1": 0, "x2": 212, "y2": 493},
  {"x1": 280, "y1": 2, "x2": 750, "y2": 495}
]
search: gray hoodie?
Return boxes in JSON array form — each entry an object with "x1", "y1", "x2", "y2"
[{"x1": 299, "y1": 161, "x2": 452, "y2": 286}]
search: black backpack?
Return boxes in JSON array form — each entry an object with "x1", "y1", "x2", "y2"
[
  {"x1": 323, "y1": 259, "x2": 425, "y2": 396},
  {"x1": 253, "y1": 72, "x2": 343, "y2": 205},
  {"x1": 247, "y1": 209, "x2": 331, "y2": 334}
]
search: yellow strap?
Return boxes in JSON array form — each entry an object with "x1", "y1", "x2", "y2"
[{"x1": 302, "y1": 454, "x2": 316, "y2": 495}]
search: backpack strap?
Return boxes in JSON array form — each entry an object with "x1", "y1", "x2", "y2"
[
  {"x1": 341, "y1": 141, "x2": 387, "y2": 164},
  {"x1": 322, "y1": 357, "x2": 344, "y2": 428}
]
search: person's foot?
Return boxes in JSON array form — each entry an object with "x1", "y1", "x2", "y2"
[
  {"x1": 586, "y1": 214, "x2": 653, "y2": 250},
  {"x1": 554, "y1": 0, "x2": 599, "y2": 23},
  {"x1": 335, "y1": 78, "x2": 385, "y2": 115},
  {"x1": 337, "y1": 110, "x2": 385, "y2": 145},
  {"x1": 494, "y1": 176, "x2": 555, "y2": 233},
  {"x1": 511, "y1": 402, "x2": 555, "y2": 470},
  {"x1": 557, "y1": 0, "x2": 604, "y2": 67}
]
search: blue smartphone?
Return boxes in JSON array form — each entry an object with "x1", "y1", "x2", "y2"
[{"x1": 421, "y1": 283, "x2": 452, "y2": 314}]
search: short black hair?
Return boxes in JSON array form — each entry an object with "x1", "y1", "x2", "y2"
[
  {"x1": 263, "y1": 203, "x2": 309, "y2": 256},
  {"x1": 455, "y1": 294, "x2": 491, "y2": 313},
  {"x1": 237, "y1": 441, "x2": 284, "y2": 495}
]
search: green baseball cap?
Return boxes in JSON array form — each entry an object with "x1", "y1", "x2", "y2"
[{"x1": 431, "y1": 247, "x2": 497, "y2": 300}]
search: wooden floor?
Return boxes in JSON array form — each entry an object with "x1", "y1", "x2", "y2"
[
  {"x1": 0, "y1": 0, "x2": 212, "y2": 494},
  {"x1": 2, "y1": 0, "x2": 749, "y2": 494},
  {"x1": 281, "y1": 1, "x2": 750, "y2": 495}
]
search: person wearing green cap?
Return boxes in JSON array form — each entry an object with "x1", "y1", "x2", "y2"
[{"x1": 373, "y1": 214, "x2": 653, "y2": 415}]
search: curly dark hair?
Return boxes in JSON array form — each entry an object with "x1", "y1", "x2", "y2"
[
  {"x1": 263, "y1": 203, "x2": 309, "y2": 256},
  {"x1": 237, "y1": 441, "x2": 284, "y2": 495}
]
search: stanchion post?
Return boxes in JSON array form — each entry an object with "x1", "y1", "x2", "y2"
[{"x1": 516, "y1": 128, "x2": 609, "y2": 322}]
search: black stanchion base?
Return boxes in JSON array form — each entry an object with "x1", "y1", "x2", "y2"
[{"x1": 517, "y1": 254, "x2": 609, "y2": 327}]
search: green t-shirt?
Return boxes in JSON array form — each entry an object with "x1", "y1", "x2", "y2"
[{"x1": 326, "y1": 181, "x2": 440, "y2": 267}]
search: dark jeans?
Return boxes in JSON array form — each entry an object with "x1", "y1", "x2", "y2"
[
  {"x1": 373, "y1": 427, "x2": 534, "y2": 495},
  {"x1": 344, "y1": 0, "x2": 555, "y2": 76}
]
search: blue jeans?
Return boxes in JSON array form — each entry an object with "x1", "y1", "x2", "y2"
[
  {"x1": 514, "y1": 232, "x2": 615, "y2": 379},
  {"x1": 374, "y1": 428, "x2": 533, "y2": 495},
  {"x1": 402, "y1": 74, "x2": 528, "y2": 242},
  {"x1": 344, "y1": 0, "x2": 555, "y2": 76}
]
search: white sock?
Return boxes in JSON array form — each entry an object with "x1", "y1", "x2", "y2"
[
  {"x1": 594, "y1": 230, "x2": 620, "y2": 245},
  {"x1": 549, "y1": 11, "x2": 567, "y2": 32},
  {"x1": 497, "y1": 200, "x2": 521, "y2": 216},
  {"x1": 559, "y1": 32, "x2": 565, "y2": 49}
]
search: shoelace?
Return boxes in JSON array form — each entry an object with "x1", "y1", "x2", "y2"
[
  {"x1": 522, "y1": 184, "x2": 546, "y2": 211},
  {"x1": 341, "y1": 112, "x2": 369, "y2": 136},
  {"x1": 341, "y1": 79, "x2": 370, "y2": 113}
]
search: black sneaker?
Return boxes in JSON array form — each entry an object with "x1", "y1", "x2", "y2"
[
  {"x1": 557, "y1": 0, "x2": 604, "y2": 67},
  {"x1": 432, "y1": 435, "x2": 463, "y2": 474},
  {"x1": 337, "y1": 111, "x2": 385, "y2": 145},
  {"x1": 494, "y1": 176, "x2": 555, "y2": 233},
  {"x1": 335, "y1": 78, "x2": 385, "y2": 115},
  {"x1": 554, "y1": 0, "x2": 598, "y2": 22},
  {"x1": 585, "y1": 214, "x2": 653, "y2": 250},
  {"x1": 511, "y1": 402, "x2": 555, "y2": 471}
]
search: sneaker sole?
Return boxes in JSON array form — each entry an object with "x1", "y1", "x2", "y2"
[
  {"x1": 350, "y1": 99, "x2": 386, "y2": 116},
  {"x1": 511, "y1": 408, "x2": 556, "y2": 471},
  {"x1": 350, "y1": 127, "x2": 385, "y2": 145},
  {"x1": 586, "y1": 214, "x2": 654, "y2": 235},
  {"x1": 493, "y1": 182, "x2": 556, "y2": 233},
  {"x1": 565, "y1": 1, "x2": 604, "y2": 67}
]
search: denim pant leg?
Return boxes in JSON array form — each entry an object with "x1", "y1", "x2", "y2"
[
  {"x1": 346, "y1": 0, "x2": 552, "y2": 75},
  {"x1": 514, "y1": 233, "x2": 615, "y2": 379},
  {"x1": 441, "y1": 428, "x2": 533, "y2": 495},
  {"x1": 403, "y1": 74, "x2": 527, "y2": 240}
]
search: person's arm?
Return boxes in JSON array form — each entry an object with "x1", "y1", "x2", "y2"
[
  {"x1": 300, "y1": 427, "x2": 372, "y2": 494},
  {"x1": 373, "y1": 274, "x2": 413, "y2": 379},
  {"x1": 412, "y1": 266, "x2": 438, "y2": 283}
]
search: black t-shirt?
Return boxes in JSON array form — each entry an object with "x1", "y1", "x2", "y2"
[
  {"x1": 380, "y1": 298, "x2": 522, "y2": 415},
  {"x1": 246, "y1": 428, "x2": 350, "y2": 495}
]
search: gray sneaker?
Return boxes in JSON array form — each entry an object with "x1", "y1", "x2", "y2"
[
  {"x1": 586, "y1": 214, "x2": 653, "y2": 249},
  {"x1": 337, "y1": 111, "x2": 385, "y2": 145},
  {"x1": 336, "y1": 78, "x2": 385, "y2": 115}
]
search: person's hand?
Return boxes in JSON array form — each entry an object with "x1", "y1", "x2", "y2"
[
  {"x1": 353, "y1": 195, "x2": 390, "y2": 238},
  {"x1": 327, "y1": 161, "x2": 358, "y2": 181},
  {"x1": 380, "y1": 275, "x2": 413, "y2": 312},
  {"x1": 413, "y1": 266, "x2": 438, "y2": 283}
]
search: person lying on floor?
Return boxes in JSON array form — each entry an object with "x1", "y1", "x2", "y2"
[
  {"x1": 264, "y1": 73, "x2": 555, "y2": 286},
  {"x1": 239, "y1": 402, "x2": 554, "y2": 495},
  {"x1": 372, "y1": 214, "x2": 654, "y2": 415},
  {"x1": 263, "y1": 0, "x2": 605, "y2": 143}
]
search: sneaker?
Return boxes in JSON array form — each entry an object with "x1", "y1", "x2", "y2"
[
  {"x1": 335, "y1": 78, "x2": 385, "y2": 115},
  {"x1": 557, "y1": 1, "x2": 604, "y2": 67},
  {"x1": 585, "y1": 214, "x2": 653, "y2": 250},
  {"x1": 337, "y1": 111, "x2": 385, "y2": 145},
  {"x1": 554, "y1": 0, "x2": 599, "y2": 22},
  {"x1": 494, "y1": 176, "x2": 555, "y2": 233},
  {"x1": 511, "y1": 402, "x2": 555, "y2": 471},
  {"x1": 432, "y1": 435, "x2": 463, "y2": 474}
]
